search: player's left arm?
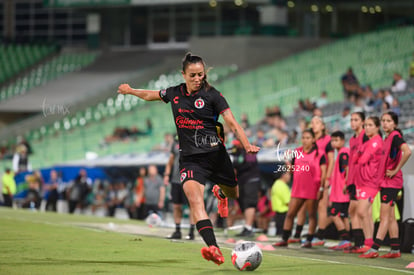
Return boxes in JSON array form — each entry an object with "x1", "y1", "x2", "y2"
[
  {"x1": 386, "y1": 143, "x2": 412, "y2": 178},
  {"x1": 221, "y1": 109, "x2": 260, "y2": 154},
  {"x1": 325, "y1": 151, "x2": 334, "y2": 188}
]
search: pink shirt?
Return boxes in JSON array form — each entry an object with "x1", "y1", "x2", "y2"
[
  {"x1": 291, "y1": 147, "x2": 325, "y2": 200},
  {"x1": 379, "y1": 130, "x2": 405, "y2": 189},
  {"x1": 355, "y1": 134, "x2": 383, "y2": 190},
  {"x1": 316, "y1": 134, "x2": 333, "y2": 170},
  {"x1": 329, "y1": 147, "x2": 350, "y2": 203},
  {"x1": 348, "y1": 129, "x2": 366, "y2": 187}
]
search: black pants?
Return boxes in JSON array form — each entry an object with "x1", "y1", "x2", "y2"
[
  {"x1": 275, "y1": 212, "x2": 287, "y2": 236},
  {"x1": 2, "y1": 194, "x2": 13, "y2": 207}
]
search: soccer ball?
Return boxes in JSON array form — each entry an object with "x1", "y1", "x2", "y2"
[
  {"x1": 145, "y1": 213, "x2": 162, "y2": 227},
  {"x1": 231, "y1": 241, "x2": 263, "y2": 271}
]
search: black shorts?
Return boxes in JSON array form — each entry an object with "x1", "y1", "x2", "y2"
[
  {"x1": 180, "y1": 147, "x2": 237, "y2": 187},
  {"x1": 328, "y1": 202, "x2": 350, "y2": 218},
  {"x1": 346, "y1": 184, "x2": 357, "y2": 201},
  {"x1": 237, "y1": 177, "x2": 260, "y2": 212},
  {"x1": 380, "y1": 188, "x2": 400, "y2": 206},
  {"x1": 170, "y1": 183, "x2": 188, "y2": 205}
]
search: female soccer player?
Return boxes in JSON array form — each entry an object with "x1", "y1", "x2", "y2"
[
  {"x1": 360, "y1": 112, "x2": 411, "y2": 258},
  {"x1": 117, "y1": 53, "x2": 259, "y2": 266},
  {"x1": 349, "y1": 116, "x2": 383, "y2": 254},
  {"x1": 343, "y1": 112, "x2": 368, "y2": 251},
  {"x1": 273, "y1": 129, "x2": 326, "y2": 248},
  {"x1": 311, "y1": 116, "x2": 334, "y2": 246}
]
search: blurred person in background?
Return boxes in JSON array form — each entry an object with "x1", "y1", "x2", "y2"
[
  {"x1": 391, "y1": 73, "x2": 407, "y2": 93},
  {"x1": 133, "y1": 167, "x2": 147, "y2": 220},
  {"x1": 271, "y1": 171, "x2": 291, "y2": 236},
  {"x1": 255, "y1": 188, "x2": 274, "y2": 234},
  {"x1": 12, "y1": 144, "x2": 32, "y2": 175},
  {"x1": 67, "y1": 169, "x2": 92, "y2": 214},
  {"x1": 44, "y1": 170, "x2": 61, "y2": 212},
  {"x1": 230, "y1": 139, "x2": 261, "y2": 238},
  {"x1": 143, "y1": 165, "x2": 165, "y2": 217},
  {"x1": 2, "y1": 168, "x2": 16, "y2": 207},
  {"x1": 165, "y1": 137, "x2": 195, "y2": 240},
  {"x1": 410, "y1": 52, "x2": 414, "y2": 79}
]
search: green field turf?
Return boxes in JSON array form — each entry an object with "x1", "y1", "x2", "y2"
[{"x1": 1, "y1": 208, "x2": 414, "y2": 275}]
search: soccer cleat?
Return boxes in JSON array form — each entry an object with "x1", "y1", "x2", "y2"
[
  {"x1": 185, "y1": 233, "x2": 195, "y2": 240},
  {"x1": 343, "y1": 245, "x2": 356, "y2": 253},
  {"x1": 287, "y1": 238, "x2": 301, "y2": 244},
  {"x1": 351, "y1": 245, "x2": 370, "y2": 254},
  {"x1": 236, "y1": 227, "x2": 255, "y2": 238},
  {"x1": 301, "y1": 241, "x2": 312, "y2": 248},
  {"x1": 212, "y1": 185, "x2": 228, "y2": 218},
  {"x1": 201, "y1": 245, "x2": 225, "y2": 266},
  {"x1": 167, "y1": 231, "x2": 182, "y2": 239},
  {"x1": 379, "y1": 251, "x2": 401, "y2": 258},
  {"x1": 359, "y1": 250, "x2": 379, "y2": 258},
  {"x1": 273, "y1": 240, "x2": 288, "y2": 247},
  {"x1": 311, "y1": 237, "x2": 325, "y2": 246},
  {"x1": 330, "y1": 240, "x2": 352, "y2": 251}
]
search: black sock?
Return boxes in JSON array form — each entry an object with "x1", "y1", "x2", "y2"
[
  {"x1": 372, "y1": 238, "x2": 383, "y2": 250},
  {"x1": 294, "y1": 225, "x2": 303, "y2": 238},
  {"x1": 339, "y1": 230, "x2": 350, "y2": 241},
  {"x1": 189, "y1": 224, "x2": 195, "y2": 235},
  {"x1": 353, "y1": 228, "x2": 364, "y2": 247},
  {"x1": 282, "y1": 229, "x2": 292, "y2": 242},
  {"x1": 218, "y1": 189, "x2": 226, "y2": 199},
  {"x1": 175, "y1": 223, "x2": 181, "y2": 232},
  {"x1": 389, "y1": 238, "x2": 400, "y2": 251},
  {"x1": 307, "y1": 234, "x2": 314, "y2": 242},
  {"x1": 196, "y1": 219, "x2": 218, "y2": 247},
  {"x1": 316, "y1": 228, "x2": 326, "y2": 239}
]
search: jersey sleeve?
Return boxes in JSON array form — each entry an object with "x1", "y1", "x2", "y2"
[
  {"x1": 338, "y1": 152, "x2": 349, "y2": 172},
  {"x1": 212, "y1": 89, "x2": 230, "y2": 114},
  {"x1": 159, "y1": 87, "x2": 174, "y2": 103},
  {"x1": 325, "y1": 141, "x2": 334, "y2": 154},
  {"x1": 319, "y1": 155, "x2": 326, "y2": 165},
  {"x1": 390, "y1": 135, "x2": 405, "y2": 159}
]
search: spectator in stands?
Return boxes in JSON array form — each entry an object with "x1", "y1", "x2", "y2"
[
  {"x1": 152, "y1": 133, "x2": 174, "y2": 152},
  {"x1": 253, "y1": 128, "x2": 267, "y2": 147},
  {"x1": 271, "y1": 171, "x2": 291, "y2": 236},
  {"x1": 312, "y1": 108, "x2": 323, "y2": 117},
  {"x1": 391, "y1": 98, "x2": 401, "y2": 116},
  {"x1": 256, "y1": 188, "x2": 274, "y2": 235},
  {"x1": 143, "y1": 165, "x2": 165, "y2": 217},
  {"x1": 12, "y1": 144, "x2": 32, "y2": 174},
  {"x1": 391, "y1": 73, "x2": 407, "y2": 93},
  {"x1": 381, "y1": 101, "x2": 391, "y2": 113},
  {"x1": 66, "y1": 169, "x2": 92, "y2": 214},
  {"x1": 384, "y1": 90, "x2": 394, "y2": 106},
  {"x1": 373, "y1": 90, "x2": 386, "y2": 112},
  {"x1": 315, "y1": 91, "x2": 328, "y2": 108},
  {"x1": 16, "y1": 136, "x2": 33, "y2": 155},
  {"x1": 341, "y1": 67, "x2": 359, "y2": 101},
  {"x1": 44, "y1": 170, "x2": 60, "y2": 212},
  {"x1": 240, "y1": 113, "x2": 250, "y2": 129},
  {"x1": 1, "y1": 168, "x2": 16, "y2": 207}
]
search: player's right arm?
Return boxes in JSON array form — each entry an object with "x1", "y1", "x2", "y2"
[{"x1": 117, "y1": 84, "x2": 161, "y2": 101}]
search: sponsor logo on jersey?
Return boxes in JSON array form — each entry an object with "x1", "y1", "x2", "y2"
[
  {"x1": 194, "y1": 98, "x2": 205, "y2": 109},
  {"x1": 175, "y1": 116, "x2": 204, "y2": 129},
  {"x1": 178, "y1": 108, "x2": 194, "y2": 113}
]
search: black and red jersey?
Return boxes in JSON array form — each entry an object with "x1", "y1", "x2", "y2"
[{"x1": 159, "y1": 83, "x2": 230, "y2": 156}]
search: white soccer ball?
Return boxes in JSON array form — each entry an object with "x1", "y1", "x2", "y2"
[
  {"x1": 231, "y1": 241, "x2": 263, "y2": 271},
  {"x1": 145, "y1": 213, "x2": 162, "y2": 227}
]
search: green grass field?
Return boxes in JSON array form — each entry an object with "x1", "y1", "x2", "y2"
[{"x1": 1, "y1": 207, "x2": 414, "y2": 275}]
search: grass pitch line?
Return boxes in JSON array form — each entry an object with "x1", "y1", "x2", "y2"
[{"x1": 220, "y1": 246, "x2": 414, "y2": 274}]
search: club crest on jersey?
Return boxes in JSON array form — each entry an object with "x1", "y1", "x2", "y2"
[
  {"x1": 160, "y1": 89, "x2": 167, "y2": 97},
  {"x1": 194, "y1": 98, "x2": 205, "y2": 109},
  {"x1": 180, "y1": 172, "x2": 187, "y2": 182}
]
